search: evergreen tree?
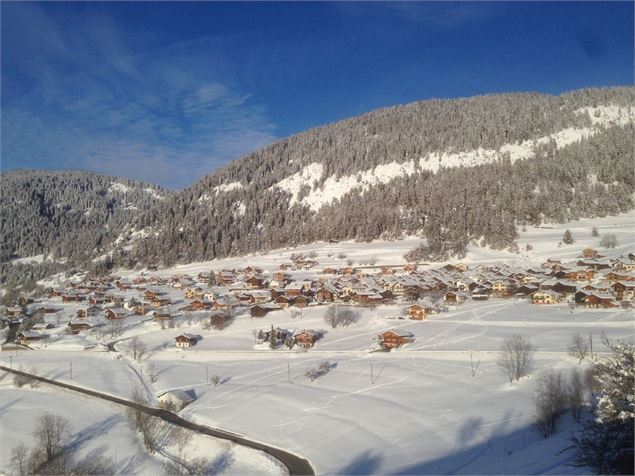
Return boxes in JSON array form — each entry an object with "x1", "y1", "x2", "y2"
[
  {"x1": 563, "y1": 230, "x2": 575, "y2": 245},
  {"x1": 572, "y1": 337, "x2": 634, "y2": 474}
]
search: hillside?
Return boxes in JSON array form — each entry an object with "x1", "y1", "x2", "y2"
[
  {"x1": 1, "y1": 87, "x2": 633, "y2": 283},
  {"x1": 130, "y1": 86, "x2": 634, "y2": 266},
  {"x1": 0, "y1": 170, "x2": 170, "y2": 284}
]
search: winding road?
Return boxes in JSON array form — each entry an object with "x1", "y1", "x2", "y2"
[{"x1": 0, "y1": 364, "x2": 315, "y2": 476}]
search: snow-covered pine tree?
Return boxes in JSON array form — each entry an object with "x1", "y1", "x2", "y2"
[
  {"x1": 563, "y1": 229, "x2": 575, "y2": 245},
  {"x1": 572, "y1": 336, "x2": 634, "y2": 474}
]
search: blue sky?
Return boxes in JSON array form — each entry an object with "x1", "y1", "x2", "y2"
[{"x1": 2, "y1": 2, "x2": 633, "y2": 189}]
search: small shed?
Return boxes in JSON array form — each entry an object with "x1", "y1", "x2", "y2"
[{"x1": 157, "y1": 390, "x2": 194, "y2": 411}]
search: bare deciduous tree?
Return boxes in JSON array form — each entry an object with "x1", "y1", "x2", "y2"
[
  {"x1": 324, "y1": 306, "x2": 360, "y2": 329},
  {"x1": 497, "y1": 334, "x2": 534, "y2": 382},
  {"x1": 10, "y1": 442, "x2": 29, "y2": 476},
  {"x1": 210, "y1": 375, "x2": 221, "y2": 387},
  {"x1": 147, "y1": 361, "x2": 159, "y2": 383},
  {"x1": 13, "y1": 366, "x2": 30, "y2": 388},
  {"x1": 170, "y1": 427, "x2": 193, "y2": 456},
  {"x1": 533, "y1": 370, "x2": 568, "y2": 438},
  {"x1": 568, "y1": 333, "x2": 589, "y2": 365},
  {"x1": 130, "y1": 337, "x2": 147, "y2": 362},
  {"x1": 34, "y1": 413, "x2": 71, "y2": 460},
  {"x1": 568, "y1": 368, "x2": 585, "y2": 421}
]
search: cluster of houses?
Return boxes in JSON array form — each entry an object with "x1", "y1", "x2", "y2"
[
  {"x1": 256, "y1": 326, "x2": 323, "y2": 349},
  {"x1": 3, "y1": 247, "x2": 633, "y2": 350}
]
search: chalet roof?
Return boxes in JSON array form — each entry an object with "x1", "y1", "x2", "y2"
[
  {"x1": 107, "y1": 307, "x2": 127, "y2": 314},
  {"x1": 285, "y1": 282, "x2": 304, "y2": 290},
  {"x1": 613, "y1": 281, "x2": 635, "y2": 288},
  {"x1": 385, "y1": 329, "x2": 415, "y2": 338},
  {"x1": 251, "y1": 303, "x2": 278, "y2": 310},
  {"x1": 18, "y1": 331, "x2": 43, "y2": 338},
  {"x1": 248, "y1": 290, "x2": 271, "y2": 298},
  {"x1": 532, "y1": 290, "x2": 561, "y2": 298},
  {"x1": 318, "y1": 283, "x2": 339, "y2": 294},
  {"x1": 584, "y1": 293, "x2": 616, "y2": 300},
  {"x1": 176, "y1": 333, "x2": 198, "y2": 340}
]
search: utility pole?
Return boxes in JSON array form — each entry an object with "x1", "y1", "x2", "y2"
[
  {"x1": 371, "y1": 363, "x2": 374, "y2": 384},
  {"x1": 589, "y1": 333, "x2": 594, "y2": 360},
  {"x1": 70, "y1": 362, "x2": 73, "y2": 380},
  {"x1": 287, "y1": 362, "x2": 291, "y2": 383},
  {"x1": 9, "y1": 356, "x2": 12, "y2": 369},
  {"x1": 206, "y1": 366, "x2": 209, "y2": 384}
]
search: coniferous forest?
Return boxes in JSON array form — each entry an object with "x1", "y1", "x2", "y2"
[{"x1": 1, "y1": 86, "x2": 633, "y2": 286}]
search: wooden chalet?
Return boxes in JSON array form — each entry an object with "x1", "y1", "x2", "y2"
[
  {"x1": 408, "y1": 303, "x2": 432, "y2": 320},
  {"x1": 250, "y1": 304, "x2": 275, "y2": 318},
  {"x1": 151, "y1": 298, "x2": 171, "y2": 308},
  {"x1": 444, "y1": 291, "x2": 466, "y2": 304},
  {"x1": 316, "y1": 285, "x2": 338, "y2": 302},
  {"x1": 294, "y1": 330, "x2": 319, "y2": 348},
  {"x1": 16, "y1": 331, "x2": 46, "y2": 344},
  {"x1": 601, "y1": 272, "x2": 634, "y2": 283},
  {"x1": 274, "y1": 295, "x2": 292, "y2": 309},
  {"x1": 284, "y1": 283, "x2": 304, "y2": 297},
  {"x1": 190, "y1": 300, "x2": 212, "y2": 311},
  {"x1": 249, "y1": 291, "x2": 272, "y2": 304},
  {"x1": 579, "y1": 294, "x2": 618, "y2": 309},
  {"x1": 531, "y1": 290, "x2": 561, "y2": 305},
  {"x1": 379, "y1": 330, "x2": 415, "y2": 349},
  {"x1": 175, "y1": 334, "x2": 198, "y2": 348},
  {"x1": 611, "y1": 282, "x2": 635, "y2": 301},
  {"x1": 153, "y1": 310, "x2": 172, "y2": 321},
  {"x1": 351, "y1": 292, "x2": 382, "y2": 306},
  {"x1": 67, "y1": 320, "x2": 92, "y2": 334},
  {"x1": 612, "y1": 258, "x2": 635, "y2": 272},
  {"x1": 562, "y1": 269, "x2": 594, "y2": 282},
  {"x1": 550, "y1": 282, "x2": 578, "y2": 296},
  {"x1": 491, "y1": 280, "x2": 514, "y2": 297},
  {"x1": 291, "y1": 295, "x2": 310, "y2": 308},
  {"x1": 105, "y1": 308, "x2": 128, "y2": 320},
  {"x1": 580, "y1": 248, "x2": 603, "y2": 259},
  {"x1": 62, "y1": 293, "x2": 84, "y2": 303},
  {"x1": 244, "y1": 276, "x2": 265, "y2": 289}
]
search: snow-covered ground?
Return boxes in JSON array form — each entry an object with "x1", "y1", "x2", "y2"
[
  {"x1": 3, "y1": 211, "x2": 634, "y2": 475},
  {"x1": 4, "y1": 300, "x2": 630, "y2": 474},
  {"x1": 0, "y1": 378, "x2": 283, "y2": 475}
]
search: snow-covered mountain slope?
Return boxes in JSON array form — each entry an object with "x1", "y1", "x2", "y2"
[
  {"x1": 271, "y1": 104, "x2": 634, "y2": 212},
  {"x1": 0, "y1": 169, "x2": 171, "y2": 264},
  {"x1": 128, "y1": 86, "x2": 634, "y2": 267}
]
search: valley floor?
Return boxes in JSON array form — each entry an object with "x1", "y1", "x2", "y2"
[
  {"x1": 1, "y1": 212, "x2": 634, "y2": 475},
  {"x1": 1, "y1": 300, "x2": 632, "y2": 474}
]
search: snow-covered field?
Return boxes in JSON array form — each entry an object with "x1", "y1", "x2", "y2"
[
  {"x1": 2, "y1": 212, "x2": 634, "y2": 475},
  {"x1": 3, "y1": 300, "x2": 631, "y2": 474}
]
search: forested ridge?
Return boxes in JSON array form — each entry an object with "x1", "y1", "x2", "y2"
[
  {"x1": 0, "y1": 170, "x2": 169, "y2": 263},
  {"x1": 1, "y1": 86, "x2": 633, "y2": 285}
]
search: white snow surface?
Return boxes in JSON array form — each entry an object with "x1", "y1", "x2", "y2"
[
  {"x1": 108, "y1": 182, "x2": 131, "y2": 194},
  {"x1": 272, "y1": 105, "x2": 634, "y2": 212},
  {"x1": 143, "y1": 187, "x2": 165, "y2": 200},
  {"x1": 213, "y1": 181, "x2": 243, "y2": 195}
]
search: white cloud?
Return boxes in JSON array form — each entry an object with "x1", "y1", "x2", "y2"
[{"x1": 1, "y1": 4, "x2": 277, "y2": 188}]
